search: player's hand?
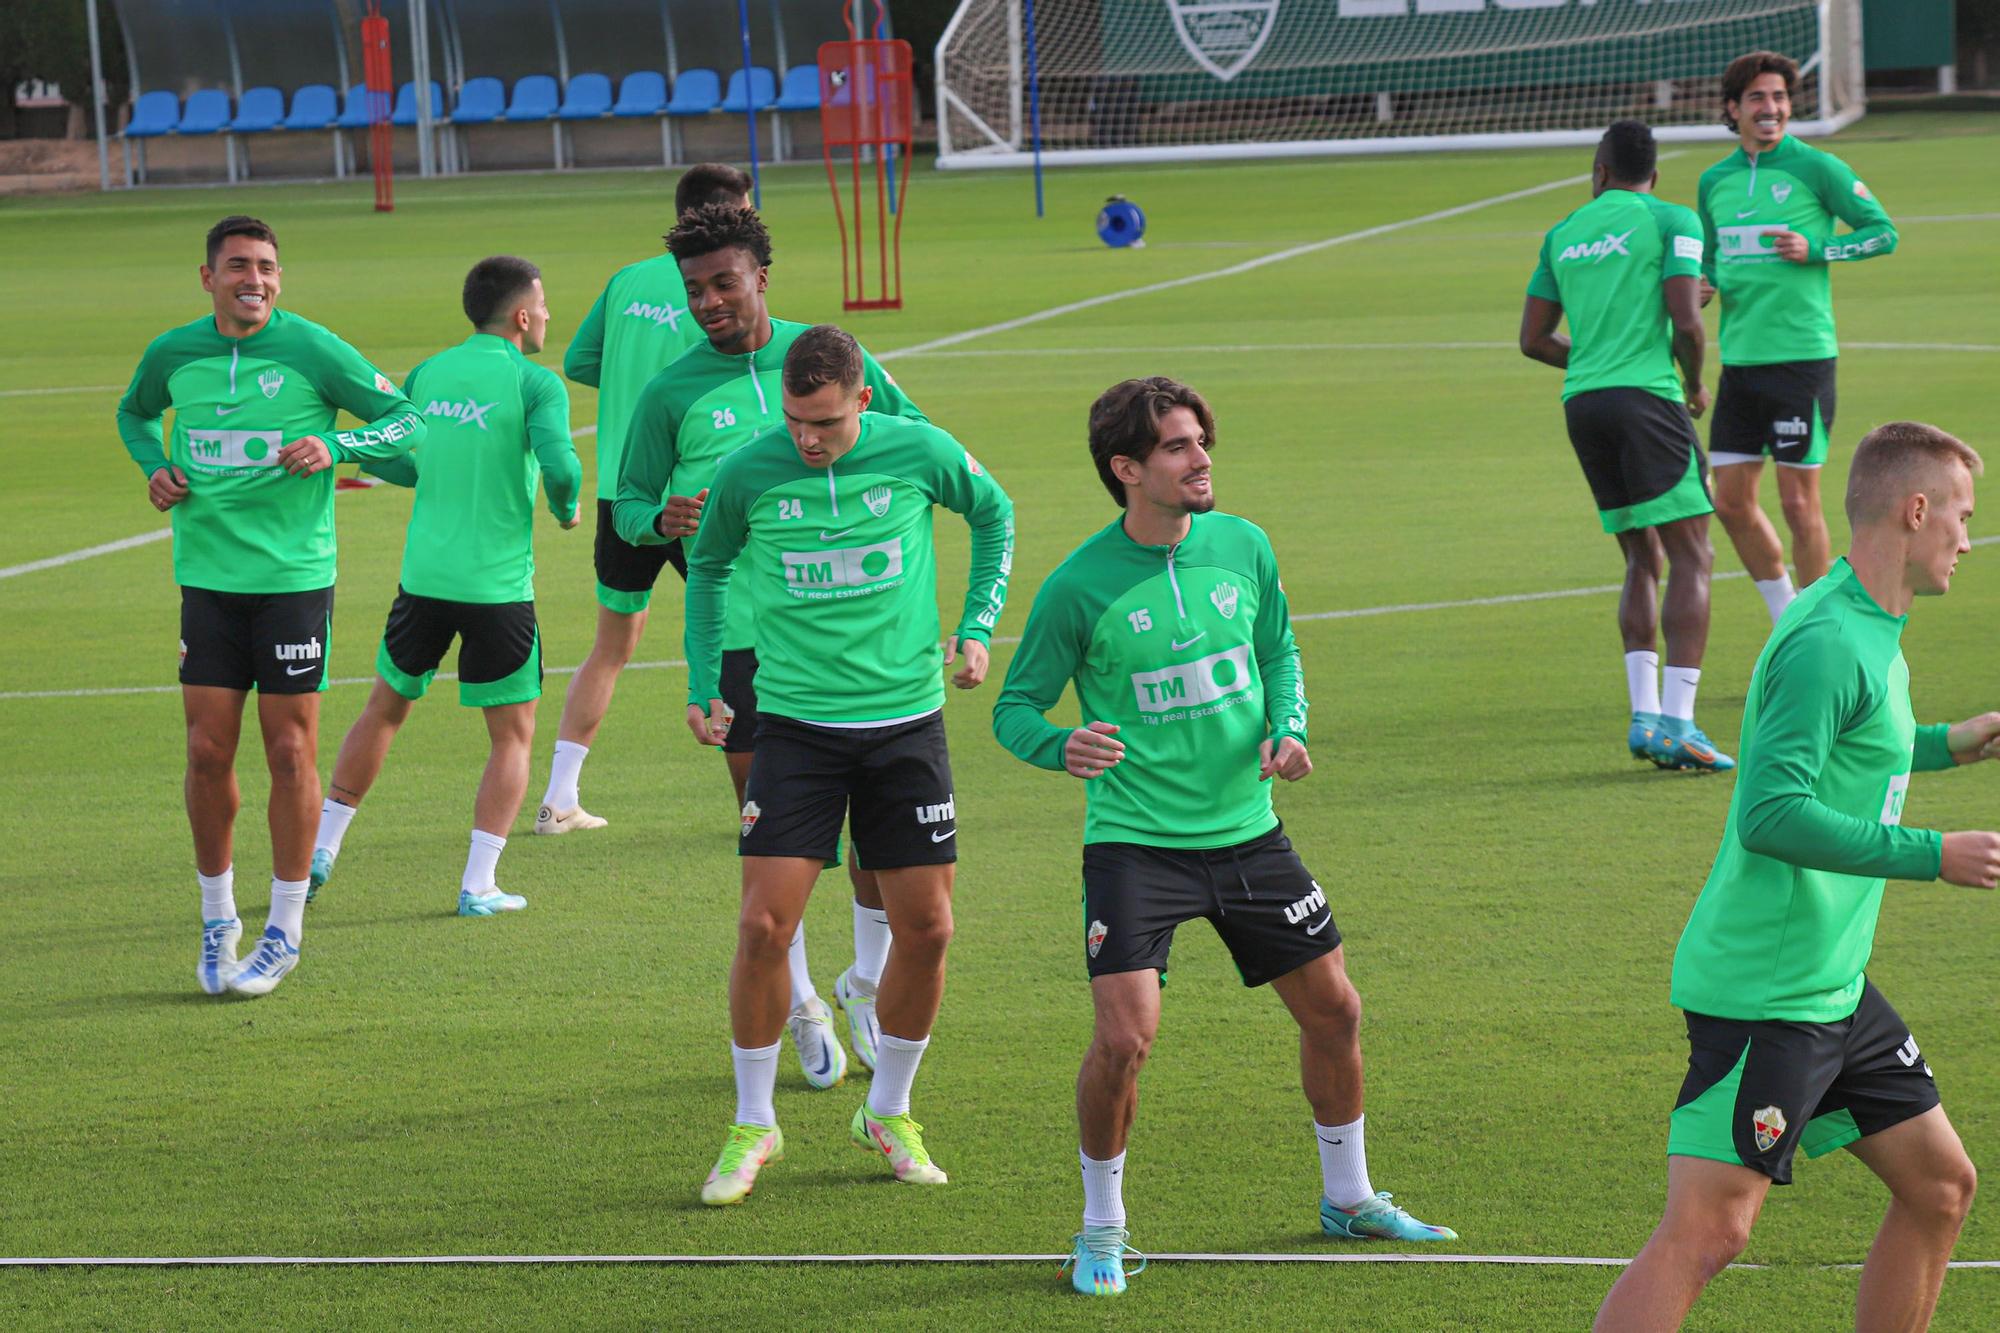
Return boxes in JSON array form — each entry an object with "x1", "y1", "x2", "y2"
[
  {"x1": 1064, "y1": 722, "x2": 1124, "y2": 780},
  {"x1": 148, "y1": 465, "x2": 190, "y2": 511},
  {"x1": 1697, "y1": 277, "x2": 1716, "y2": 308},
  {"x1": 1686, "y1": 383, "x2": 1712, "y2": 420},
  {"x1": 1766, "y1": 229, "x2": 1811, "y2": 264},
  {"x1": 685, "y1": 699, "x2": 729, "y2": 747},
  {"x1": 1939, "y1": 831, "x2": 2000, "y2": 889},
  {"x1": 277, "y1": 434, "x2": 334, "y2": 476},
  {"x1": 1259, "y1": 736, "x2": 1312, "y2": 782},
  {"x1": 1946, "y1": 712, "x2": 2000, "y2": 765},
  {"x1": 658, "y1": 487, "x2": 708, "y2": 540},
  {"x1": 558, "y1": 507, "x2": 581, "y2": 531},
  {"x1": 945, "y1": 636, "x2": 988, "y2": 689}
]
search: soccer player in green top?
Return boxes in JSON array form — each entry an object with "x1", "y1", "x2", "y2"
[
  {"x1": 617, "y1": 203, "x2": 927, "y2": 1092},
  {"x1": 993, "y1": 377, "x2": 1456, "y2": 1296},
  {"x1": 308, "y1": 257, "x2": 582, "y2": 917},
  {"x1": 116, "y1": 215, "x2": 424, "y2": 998},
  {"x1": 538, "y1": 162, "x2": 753, "y2": 835},
  {"x1": 1521, "y1": 120, "x2": 1730, "y2": 773},
  {"x1": 1698, "y1": 50, "x2": 1899, "y2": 623},
  {"x1": 1594, "y1": 422, "x2": 2000, "y2": 1332},
  {"x1": 683, "y1": 325, "x2": 1013, "y2": 1206}
]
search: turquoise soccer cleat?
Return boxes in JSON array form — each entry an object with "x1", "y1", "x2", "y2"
[
  {"x1": 307, "y1": 847, "x2": 334, "y2": 903},
  {"x1": 1648, "y1": 719, "x2": 1736, "y2": 773},
  {"x1": 458, "y1": 888, "x2": 528, "y2": 916},
  {"x1": 1628, "y1": 711, "x2": 1662, "y2": 760},
  {"x1": 1062, "y1": 1225, "x2": 1147, "y2": 1295},
  {"x1": 1320, "y1": 1192, "x2": 1458, "y2": 1242}
]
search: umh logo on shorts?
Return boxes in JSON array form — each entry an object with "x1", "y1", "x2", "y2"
[{"x1": 1751, "y1": 1105, "x2": 1787, "y2": 1152}]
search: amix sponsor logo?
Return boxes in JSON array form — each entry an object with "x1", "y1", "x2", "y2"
[
  {"x1": 425, "y1": 398, "x2": 497, "y2": 430},
  {"x1": 622, "y1": 300, "x2": 682, "y2": 330},
  {"x1": 1128, "y1": 644, "x2": 1253, "y2": 716},
  {"x1": 782, "y1": 539, "x2": 903, "y2": 595},
  {"x1": 1557, "y1": 229, "x2": 1632, "y2": 264}
]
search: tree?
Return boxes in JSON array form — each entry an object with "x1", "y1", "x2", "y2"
[{"x1": 0, "y1": 1, "x2": 128, "y2": 139}]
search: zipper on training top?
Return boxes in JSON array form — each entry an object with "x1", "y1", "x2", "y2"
[
  {"x1": 1164, "y1": 540, "x2": 1189, "y2": 623},
  {"x1": 228, "y1": 343, "x2": 239, "y2": 396}
]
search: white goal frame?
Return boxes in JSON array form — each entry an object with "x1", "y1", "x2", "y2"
[{"x1": 934, "y1": 0, "x2": 1863, "y2": 170}]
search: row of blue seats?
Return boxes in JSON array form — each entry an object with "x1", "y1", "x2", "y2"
[{"x1": 124, "y1": 66, "x2": 825, "y2": 140}]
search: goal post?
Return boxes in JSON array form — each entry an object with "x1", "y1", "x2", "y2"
[{"x1": 935, "y1": 0, "x2": 1863, "y2": 170}]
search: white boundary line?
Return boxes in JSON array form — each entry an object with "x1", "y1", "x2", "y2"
[
  {"x1": 0, "y1": 1252, "x2": 1696, "y2": 1268},
  {"x1": 0, "y1": 528, "x2": 171, "y2": 579}
]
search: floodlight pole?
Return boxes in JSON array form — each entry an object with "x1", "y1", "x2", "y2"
[
  {"x1": 409, "y1": 0, "x2": 435, "y2": 177},
  {"x1": 737, "y1": 0, "x2": 762, "y2": 208},
  {"x1": 85, "y1": 0, "x2": 111, "y2": 191}
]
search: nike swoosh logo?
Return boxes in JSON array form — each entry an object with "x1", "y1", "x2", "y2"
[
  {"x1": 819, "y1": 528, "x2": 856, "y2": 541},
  {"x1": 1735, "y1": 209, "x2": 1758, "y2": 219},
  {"x1": 930, "y1": 828, "x2": 956, "y2": 842},
  {"x1": 1305, "y1": 915, "x2": 1332, "y2": 936},
  {"x1": 1170, "y1": 632, "x2": 1206, "y2": 651},
  {"x1": 284, "y1": 663, "x2": 316, "y2": 676},
  {"x1": 215, "y1": 404, "x2": 244, "y2": 416}
]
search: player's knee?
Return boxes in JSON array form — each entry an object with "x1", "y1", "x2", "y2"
[
  {"x1": 1778, "y1": 490, "x2": 1823, "y2": 531},
  {"x1": 185, "y1": 727, "x2": 235, "y2": 776},
  {"x1": 1092, "y1": 1022, "x2": 1154, "y2": 1074},
  {"x1": 1905, "y1": 1154, "x2": 1978, "y2": 1224},
  {"x1": 1676, "y1": 1217, "x2": 1751, "y2": 1279},
  {"x1": 264, "y1": 732, "x2": 316, "y2": 785},
  {"x1": 1710, "y1": 489, "x2": 1755, "y2": 524},
  {"x1": 1314, "y1": 977, "x2": 1363, "y2": 1040},
  {"x1": 893, "y1": 907, "x2": 954, "y2": 963},
  {"x1": 736, "y1": 909, "x2": 794, "y2": 961}
]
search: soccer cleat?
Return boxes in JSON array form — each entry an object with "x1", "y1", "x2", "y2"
[
  {"x1": 1062, "y1": 1225, "x2": 1147, "y2": 1296},
  {"x1": 197, "y1": 917, "x2": 242, "y2": 995},
  {"x1": 1627, "y1": 711, "x2": 1662, "y2": 760},
  {"x1": 457, "y1": 888, "x2": 528, "y2": 916},
  {"x1": 834, "y1": 967, "x2": 881, "y2": 1071},
  {"x1": 1320, "y1": 1192, "x2": 1458, "y2": 1242},
  {"x1": 1648, "y1": 720, "x2": 1736, "y2": 773},
  {"x1": 306, "y1": 848, "x2": 334, "y2": 903},
  {"x1": 700, "y1": 1123, "x2": 784, "y2": 1206},
  {"x1": 787, "y1": 996, "x2": 849, "y2": 1089},
  {"x1": 227, "y1": 925, "x2": 299, "y2": 998},
  {"x1": 851, "y1": 1106, "x2": 948, "y2": 1184},
  {"x1": 533, "y1": 804, "x2": 606, "y2": 836}
]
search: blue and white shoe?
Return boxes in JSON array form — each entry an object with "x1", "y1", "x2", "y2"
[
  {"x1": 198, "y1": 917, "x2": 242, "y2": 995},
  {"x1": 306, "y1": 848, "x2": 334, "y2": 903},
  {"x1": 227, "y1": 926, "x2": 299, "y2": 998},
  {"x1": 834, "y1": 967, "x2": 880, "y2": 1072},
  {"x1": 1648, "y1": 719, "x2": 1736, "y2": 773},
  {"x1": 787, "y1": 996, "x2": 849, "y2": 1089},
  {"x1": 457, "y1": 888, "x2": 527, "y2": 916},
  {"x1": 1062, "y1": 1225, "x2": 1146, "y2": 1295},
  {"x1": 1628, "y1": 711, "x2": 1662, "y2": 760},
  {"x1": 1321, "y1": 1192, "x2": 1457, "y2": 1242}
]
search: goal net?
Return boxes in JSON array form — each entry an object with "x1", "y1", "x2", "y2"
[{"x1": 935, "y1": 0, "x2": 1862, "y2": 168}]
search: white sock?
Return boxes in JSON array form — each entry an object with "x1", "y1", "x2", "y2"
[
  {"x1": 316, "y1": 798, "x2": 356, "y2": 858},
  {"x1": 462, "y1": 828, "x2": 506, "y2": 895},
  {"x1": 852, "y1": 903, "x2": 891, "y2": 988},
  {"x1": 788, "y1": 925, "x2": 816, "y2": 1011},
  {"x1": 1081, "y1": 1149, "x2": 1128, "y2": 1229},
  {"x1": 1754, "y1": 573, "x2": 1797, "y2": 623},
  {"x1": 1317, "y1": 1116, "x2": 1373, "y2": 1209},
  {"x1": 1661, "y1": 665, "x2": 1702, "y2": 723},
  {"x1": 198, "y1": 867, "x2": 236, "y2": 923},
  {"x1": 731, "y1": 1040, "x2": 781, "y2": 1127},
  {"x1": 543, "y1": 739, "x2": 587, "y2": 810},
  {"x1": 269, "y1": 876, "x2": 308, "y2": 948},
  {"x1": 866, "y1": 1031, "x2": 930, "y2": 1118},
  {"x1": 1623, "y1": 650, "x2": 1661, "y2": 717}
]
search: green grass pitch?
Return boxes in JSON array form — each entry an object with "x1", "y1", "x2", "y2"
[{"x1": 3, "y1": 112, "x2": 1999, "y2": 1329}]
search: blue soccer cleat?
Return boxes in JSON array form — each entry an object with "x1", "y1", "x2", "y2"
[
  {"x1": 458, "y1": 888, "x2": 527, "y2": 916},
  {"x1": 306, "y1": 848, "x2": 334, "y2": 903},
  {"x1": 1062, "y1": 1225, "x2": 1146, "y2": 1295},
  {"x1": 197, "y1": 917, "x2": 242, "y2": 995},
  {"x1": 1648, "y1": 719, "x2": 1736, "y2": 773},
  {"x1": 1320, "y1": 1192, "x2": 1458, "y2": 1242},
  {"x1": 1628, "y1": 711, "x2": 1662, "y2": 760},
  {"x1": 227, "y1": 925, "x2": 299, "y2": 998}
]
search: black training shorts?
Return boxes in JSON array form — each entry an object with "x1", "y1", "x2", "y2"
[
  {"x1": 1080, "y1": 823, "x2": 1339, "y2": 988},
  {"x1": 593, "y1": 497, "x2": 687, "y2": 613},
  {"x1": 375, "y1": 588, "x2": 541, "y2": 708},
  {"x1": 718, "y1": 647, "x2": 761, "y2": 756},
  {"x1": 179, "y1": 584, "x2": 334, "y2": 695},
  {"x1": 739, "y1": 712, "x2": 955, "y2": 869},
  {"x1": 1710, "y1": 358, "x2": 1837, "y2": 468},
  {"x1": 1562, "y1": 387, "x2": 1713, "y2": 535}
]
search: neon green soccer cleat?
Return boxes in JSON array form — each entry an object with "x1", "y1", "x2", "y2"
[
  {"x1": 700, "y1": 1123, "x2": 784, "y2": 1206},
  {"x1": 850, "y1": 1106, "x2": 948, "y2": 1184},
  {"x1": 1062, "y1": 1225, "x2": 1147, "y2": 1295}
]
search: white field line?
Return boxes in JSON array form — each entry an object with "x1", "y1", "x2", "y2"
[
  {"x1": 0, "y1": 1252, "x2": 1736, "y2": 1268},
  {"x1": 0, "y1": 424, "x2": 597, "y2": 582}
]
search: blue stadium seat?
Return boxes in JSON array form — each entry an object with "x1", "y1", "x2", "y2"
[
  {"x1": 774, "y1": 64, "x2": 821, "y2": 112},
  {"x1": 177, "y1": 89, "x2": 233, "y2": 136},
  {"x1": 666, "y1": 68, "x2": 722, "y2": 117},
  {"x1": 391, "y1": 80, "x2": 448, "y2": 127},
  {"x1": 720, "y1": 67, "x2": 778, "y2": 114},
  {"x1": 611, "y1": 71, "x2": 666, "y2": 117},
  {"x1": 451, "y1": 77, "x2": 506, "y2": 125},
  {"x1": 558, "y1": 72, "x2": 613, "y2": 120},
  {"x1": 283, "y1": 83, "x2": 339, "y2": 131},
  {"x1": 124, "y1": 90, "x2": 179, "y2": 139},
  {"x1": 335, "y1": 83, "x2": 376, "y2": 130},
  {"x1": 229, "y1": 86, "x2": 286, "y2": 134},
  {"x1": 505, "y1": 75, "x2": 560, "y2": 122}
]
